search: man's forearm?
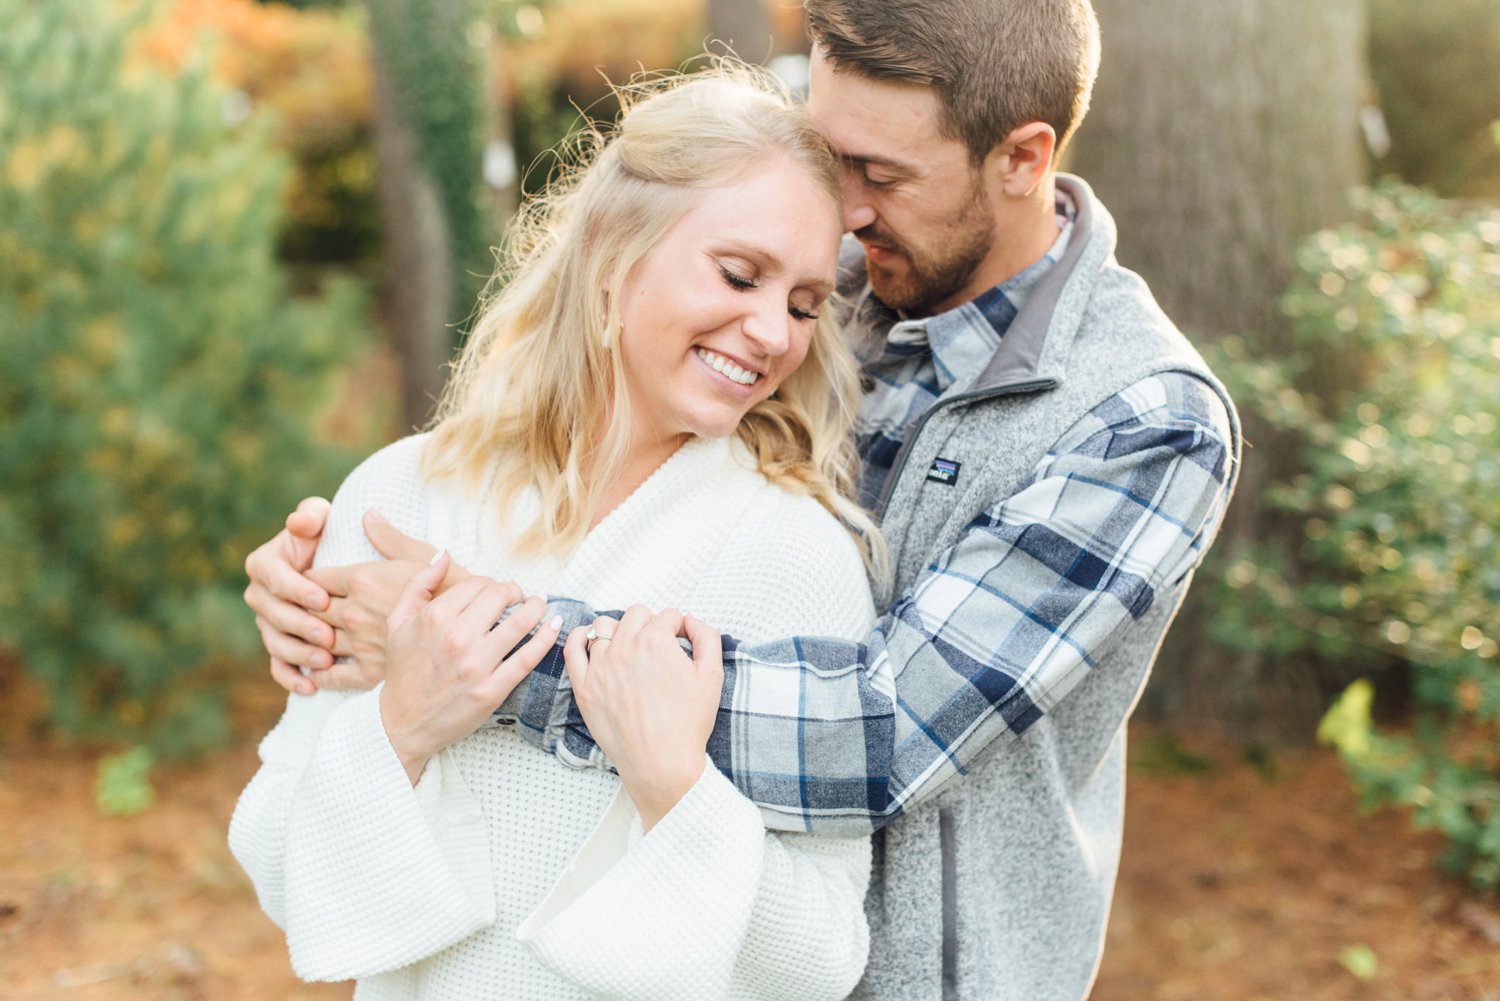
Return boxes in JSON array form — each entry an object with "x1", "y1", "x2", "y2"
[
  {"x1": 520, "y1": 379, "x2": 1236, "y2": 835},
  {"x1": 522, "y1": 470, "x2": 1231, "y2": 836},
  {"x1": 710, "y1": 378, "x2": 1236, "y2": 834},
  {"x1": 503, "y1": 598, "x2": 604, "y2": 747}
]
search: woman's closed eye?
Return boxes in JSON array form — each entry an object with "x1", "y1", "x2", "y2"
[
  {"x1": 721, "y1": 265, "x2": 820, "y2": 321},
  {"x1": 789, "y1": 299, "x2": 820, "y2": 321},
  {"x1": 720, "y1": 265, "x2": 757, "y2": 291}
]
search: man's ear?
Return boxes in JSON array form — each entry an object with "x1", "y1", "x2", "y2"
[{"x1": 987, "y1": 122, "x2": 1057, "y2": 199}]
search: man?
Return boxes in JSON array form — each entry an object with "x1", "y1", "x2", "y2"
[{"x1": 245, "y1": 2, "x2": 1240, "y2": 998}]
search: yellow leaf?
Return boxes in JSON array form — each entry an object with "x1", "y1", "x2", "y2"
[{"x1": 1317, "y1": 679, "x2": 1374, "y2": 759}]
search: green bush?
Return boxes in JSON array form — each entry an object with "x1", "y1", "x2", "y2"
[
  {"x1": 0, "y1": 0, "x2": 365, "y2": 755},
  {"x1": 1203, "y1": 183, "x2": 1500, "y2": 888}
]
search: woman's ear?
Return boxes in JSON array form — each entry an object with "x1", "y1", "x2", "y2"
[
  {"x1": 988, "y1": 122, "x2": 1057, "y2": 199},
  {"x1": 598, "y1": 284, "x2": 619, "y2": 348}
]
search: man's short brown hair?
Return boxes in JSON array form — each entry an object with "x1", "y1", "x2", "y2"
[{"x1": 804, "y1": 0, "x2": 1101, "y2": 163}]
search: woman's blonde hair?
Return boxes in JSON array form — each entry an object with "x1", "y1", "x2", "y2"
[{"x1": 425, "y1": 62, "x2": 886, "y2": 580}]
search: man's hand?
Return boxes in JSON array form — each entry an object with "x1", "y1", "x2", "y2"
[
  {"x1": 245, "y1": 499, "x2": 474, "y2": 695},
  {"x1": 381, "y1": 552, "x2": 562, "y2": 785},
  {"x1": 245, "y1": 497, "x2": 335, "y2": 696},
  {"x1": 304, "y1": 509, "x2": 473, "y2": 691},
  {"x1": 563, "y1": 607, "x2": 723, "y2": 831}
]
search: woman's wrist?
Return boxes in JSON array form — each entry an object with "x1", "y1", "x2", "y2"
[
  {"x1": 378, "y1": 686, "x2": 433, "y2": 786},
  {"x1": 624, "y1": 757, "x2": 709, "y2": 833}
]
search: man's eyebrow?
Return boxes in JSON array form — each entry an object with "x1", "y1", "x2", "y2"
[{"x1": 840, "y1": 152, "x2": 918, "y2": 176}]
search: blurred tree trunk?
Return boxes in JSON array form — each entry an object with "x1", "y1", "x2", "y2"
[
  {"x1": 1067, "y1": 0, "x2": 1368, "y2": 741},
  {"x1": 707, "y1": 0, "x2": 772, "y2": 62},
  {"x1": 366, "y1": 0, "x2": 485, "y2": 429},
  {"x1": 370, "y1": 41, "x2": 452, "y2": 430}
]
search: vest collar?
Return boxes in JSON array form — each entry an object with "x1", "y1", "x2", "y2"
[{"x1": 970, "y1": 174, "x2": 1100, "y2": 396}]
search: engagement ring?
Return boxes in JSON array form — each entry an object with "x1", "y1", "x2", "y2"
[{"x1": 584, "y1": 626, "x2": 613, "y2": 655}]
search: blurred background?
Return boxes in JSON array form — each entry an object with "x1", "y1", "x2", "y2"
[{"x1": 0, "y1": 0, "x2": 1497, "y2": 997}]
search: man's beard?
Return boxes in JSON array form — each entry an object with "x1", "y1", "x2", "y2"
[{"x1": 856, "y1": 181, "x2": 995, "y2": 315}]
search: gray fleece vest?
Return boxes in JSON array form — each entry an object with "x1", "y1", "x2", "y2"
[{"x1": 850, "y1": 175, "x2": 1241, "y2": 1001}]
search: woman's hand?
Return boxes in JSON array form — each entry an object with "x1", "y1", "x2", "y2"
[
  {"x1": 307, "y1": 510, "x2": 475, "y2": 690},
  {"x1": 379, "y1": 552, "x2": 562, "y2": 784},
  {"x1": 563, "y1": 606, "x2": 724, "y2": 831},
  {"x1": 307, "y1": 510, "x2": 476, "y2": 691}
]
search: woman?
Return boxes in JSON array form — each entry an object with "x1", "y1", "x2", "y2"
[{"x1": 229, "y1": 66, "x2": 882, "y2": 1000}]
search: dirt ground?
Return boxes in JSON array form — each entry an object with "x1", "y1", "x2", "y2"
[{"x1": 2, "y1": 676, "x2": 1497, "y2": 1001}]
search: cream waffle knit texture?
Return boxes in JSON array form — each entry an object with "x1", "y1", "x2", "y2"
[{"x1": 228, "y1": 433, "x2": 876, "y2": 1000}]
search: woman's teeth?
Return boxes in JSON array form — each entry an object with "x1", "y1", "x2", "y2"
[{"x1": 696, "y1": 348, "x2": 760, "y2": 386}]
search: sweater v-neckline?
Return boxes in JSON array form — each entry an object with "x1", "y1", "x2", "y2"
[{"x1": 567, "y1": 434, "x2": 737, "y2": 567}]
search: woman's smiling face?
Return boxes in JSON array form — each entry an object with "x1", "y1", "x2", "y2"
[{"x1": 614, "y1": 154, "x2": 842, "y2": 455}]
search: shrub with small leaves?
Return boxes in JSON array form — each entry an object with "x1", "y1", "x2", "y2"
[
  {"x1": 0, "y1": 0, "x2": 365, "y2": 756},
  {"x1": 1202, "y1": 183, "x2": 1500, "y2": 889},
  {"x1": 97, "y1": 746, "x2": 156, "y2": 817}
]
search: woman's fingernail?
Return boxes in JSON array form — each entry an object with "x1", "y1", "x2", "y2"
[
  {"x1": 368, "y1": 509, "x2": 388, "y2": 523},
  {"x1": 306, "y1": 592, "x2": 322, "y2": 607},
  {"x1": 548, "y1": 615, "x2": 563, "y2": 631},
  {"x1": 429, "y1": 548, "x2": 446, "y2": 566}
]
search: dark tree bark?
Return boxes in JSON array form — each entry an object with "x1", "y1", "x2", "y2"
[
  {"x1": 366, "y1": 0, "x2": 483, "y2": 429},
  {"x1": 1066, "y1": 0, "x2": 1368, "y2": 740},
  {"x1": 707, "y1": 0, "x2": 773, "y2": 63},
  {"x1": 370, "y1": 51, "x2": 452, "y2": 428}
]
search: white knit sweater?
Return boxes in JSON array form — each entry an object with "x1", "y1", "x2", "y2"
[{"x1": 229, "y1": 433, "x2": 876, "y2": 1000}]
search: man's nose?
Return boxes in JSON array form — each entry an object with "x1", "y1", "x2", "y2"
[{"x1": 840, "y1": 170, "x2": 877, "y2": 233}]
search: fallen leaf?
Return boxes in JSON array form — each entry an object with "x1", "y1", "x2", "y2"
[{"x1": 1340, "y1": 943, "x2": 1379, "y2": 980}]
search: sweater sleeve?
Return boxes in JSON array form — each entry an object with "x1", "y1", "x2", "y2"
[
  {"x1": 227, "y1": 435, "x2": 497, "y2": 980},
  {"x1": 520, "y1": 763, "x2": 871, "y2": 1001},
  {"x1": 518, "y1": 493, "x2": 875, "y2": 1000}
]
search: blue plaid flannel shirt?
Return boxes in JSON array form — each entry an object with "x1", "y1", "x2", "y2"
[{"x1": 513, "y1": 195, "x2": 1235, "y2": 836}]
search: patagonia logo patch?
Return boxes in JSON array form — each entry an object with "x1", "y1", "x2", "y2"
[{"x1": 926, "y1": 457, "x2": 962, "y2": 486}]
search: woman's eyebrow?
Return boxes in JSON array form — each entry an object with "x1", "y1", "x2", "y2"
[{"x1": 717, "y1": 241, "x2": 834, "y2": 294}]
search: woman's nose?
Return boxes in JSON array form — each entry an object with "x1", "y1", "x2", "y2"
[{"x1": 742, "y1": 299, "x2": 792, "y2": 356}]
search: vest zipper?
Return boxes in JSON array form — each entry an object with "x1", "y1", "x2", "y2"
[{"x1": 940, "y1": 805, "x2": 958, "y2": 1001}]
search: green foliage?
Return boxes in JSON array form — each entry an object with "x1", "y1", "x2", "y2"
[
  {"x1": 497, "y1": 0, "x2": 707, "y2": 193},
  {"x1": 145, "y1": 0, "x2": 382, "y2": 269},
  {"x1": 1369, "y1": 0, "x2": 1500, "y2": 197},
  {"x1": 0, "y1": 0, "x2": 365, "y2": 755},
  {"x1": 1204, "y1": 183, "x2": 1500, "y2": 889},
  {"x1": 1129, "y1": 732, "x2": 1215, "y2": 777},
  {"x1": 97, "y1": 746, "x2": 156, "y2": 816}
]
